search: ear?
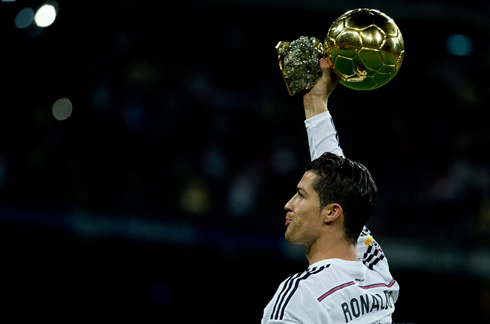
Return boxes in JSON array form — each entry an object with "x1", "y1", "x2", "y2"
[{"x1": 322, "y1": 203, "x2": 343, "y2": 225}]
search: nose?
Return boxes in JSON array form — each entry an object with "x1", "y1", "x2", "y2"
[{"x1": 284, "y1": 196, "x2": 294, "y2": 212}]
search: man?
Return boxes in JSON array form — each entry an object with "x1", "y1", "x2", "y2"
[{"x1": 261, "y1": 58, "x2": 399, "y2": 323}]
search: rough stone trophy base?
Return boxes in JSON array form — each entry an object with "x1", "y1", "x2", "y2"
[{"x1": 275, "y1": 36, "x2": 324, "y2": 96}]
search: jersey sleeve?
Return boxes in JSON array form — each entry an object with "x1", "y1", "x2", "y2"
[{"x1": 304, "y1": 111, "x2": 344, "y2": 160}]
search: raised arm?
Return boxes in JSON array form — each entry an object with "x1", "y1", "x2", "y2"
[
  {"x1": 303, "y1": 59, "x2": 398, "y2": 292},
  {"x1": 304, "y1": 58, "x2": 342, "y2": 160}
]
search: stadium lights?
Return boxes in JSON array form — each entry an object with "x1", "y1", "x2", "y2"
[
  {"x1": 34, "y1": 1, "x2": 57, "y2": 27},
  {"x1": 14, "y1": 1, "x2": 59, "y2": 32}
]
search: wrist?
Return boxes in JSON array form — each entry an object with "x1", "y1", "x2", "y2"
[{"x1": 304, "y1": 96, "x2": 328, "y2": 119}]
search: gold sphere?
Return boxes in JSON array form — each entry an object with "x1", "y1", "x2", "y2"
[{"x1": 324, "y1": 8, "x2": 405, "y2": 90}]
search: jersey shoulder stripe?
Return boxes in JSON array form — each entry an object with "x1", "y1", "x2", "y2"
[
  {"x1": 271, "y1": 265, "x2": 330, "y2": 320},
  {"x1": 359, "y1": 279, "x2": 396, "y2": 290},
  {"x1": 317, "y1": 280, "x2": 356, "y2": 302}
]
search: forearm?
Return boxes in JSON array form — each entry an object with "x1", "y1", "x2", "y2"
[{"x1": 303, "y1": 96, "x2": 328, "y2": 120}]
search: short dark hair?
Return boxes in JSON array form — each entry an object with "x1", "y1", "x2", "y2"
[{"x1": 305, "y1": 152, "x2": 377, "y2": 244}]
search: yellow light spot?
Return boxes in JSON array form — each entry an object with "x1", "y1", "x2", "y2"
[{"x1": 364, "y1": 236, "x2": 372, "y2": 246}]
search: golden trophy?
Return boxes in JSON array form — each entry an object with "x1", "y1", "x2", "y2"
[{"x1": 276, "y1": 8, "x2": 405, "y2": 95}]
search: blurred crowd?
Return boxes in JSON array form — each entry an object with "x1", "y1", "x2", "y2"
[{"x1": 2, "y1": 0, "x2": 489, "y2": 241}]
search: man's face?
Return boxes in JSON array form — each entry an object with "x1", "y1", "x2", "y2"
[{"x1": 284, "y1": 171, "x2": 324, "y2": 246}]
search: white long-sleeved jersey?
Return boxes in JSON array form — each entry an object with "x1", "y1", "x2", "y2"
[{"x1": 262, "y1": 111, "x2": 399, "y2": 324}]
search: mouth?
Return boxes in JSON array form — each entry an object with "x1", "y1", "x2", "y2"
[{"x1": 285, "y1": 217, "x2": 292, "y2": 226}]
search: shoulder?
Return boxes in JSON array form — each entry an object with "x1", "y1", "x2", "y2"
[{"x1": 268, "y1": 264, "x2": 331, "y2": 322}]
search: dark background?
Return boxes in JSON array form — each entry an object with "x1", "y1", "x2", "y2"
[{"x1": 1, "y1": 0, "x2": 490, "y2": 322}]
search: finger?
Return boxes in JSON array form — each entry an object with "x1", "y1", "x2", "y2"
[
  {"x1": 325, "y1": 57, "x2": 334, "y2": 68},
  {"x1": 319, "y1": 58, "x2": 329, "y2": 73},
  {"x1": 319, "y1": 58, "x2": 331, "y2": 84},
  {"x1": 324, "y1": 57, "x2": 339, "y2": 85}
]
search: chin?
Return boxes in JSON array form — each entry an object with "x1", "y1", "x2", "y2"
[{"x1": 285, "y1": 230, "x2": 301, "y2": 245}]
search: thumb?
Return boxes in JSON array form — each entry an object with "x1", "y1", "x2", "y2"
[
  {"x1": 319, "y1": 58, "x2": 332, "y2": 84},
  {"x1": 321, "y1": 57, "x2": 339, "y2": 88},
  {"x1": 307, "y1": 57, "x2": 337, "y2": 100}
]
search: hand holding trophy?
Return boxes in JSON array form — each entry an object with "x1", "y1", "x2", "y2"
[{"x1": 276, "y1": 8, "x2": 405, "y2": 95}]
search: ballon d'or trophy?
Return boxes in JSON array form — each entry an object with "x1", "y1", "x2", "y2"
[{"x1": 276, "y1": 8, "x2": 405, "y2": 95}]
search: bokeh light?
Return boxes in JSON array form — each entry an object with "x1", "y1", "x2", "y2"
[
  {"x1": 446, "y1": 34, "x2": 473, "y2": 56},
  {"x1": 34, "y1": 3, "x2": 57, "y2": 28},
  {"x1": 52, "y1": 98, "x2": 73, "y2": 121},
  {"x1": 179, "y1": 180, "x2": 210, "y2": 214},
  {"x1": 14, "y1": 8, "x2": 35, "y2": 29}
]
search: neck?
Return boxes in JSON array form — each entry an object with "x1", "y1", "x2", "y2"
[{"x1": 306, "y1": 233, "x2": 358, "y2": 266}]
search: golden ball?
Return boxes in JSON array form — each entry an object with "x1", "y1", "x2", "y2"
[{"x1": 325, "y1": 8, "x2": 405, "y2": 90}]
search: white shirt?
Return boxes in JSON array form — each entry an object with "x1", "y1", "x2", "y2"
[{"x1": 261, "y1": 111, "x2": 399, "y2": 323}]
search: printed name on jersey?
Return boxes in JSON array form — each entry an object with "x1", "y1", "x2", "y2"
[
  {"x1": 270, "y1": 265, "x2": 330, "y2": 320},
  {"x1": 340, "y1": 290, "x2": 394, "y2": 323},
  {"x1": 316, "y1": 278, "x2": 397, "y2": 323}
]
